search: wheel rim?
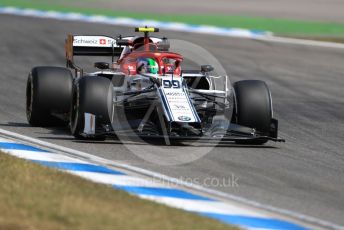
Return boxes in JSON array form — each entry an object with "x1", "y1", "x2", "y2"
[
  {"x1": 26, "y1": 75, "x2": 33, "y2": 121},
  {"x1": 70, "y1": 86, "x2": 80, "y2": 134}
]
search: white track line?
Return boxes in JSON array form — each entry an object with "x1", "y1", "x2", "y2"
[
  {"x1": 0, "y1": 149, "x2": 87, "y2": 163},
  {"x1": 68, "y1": 171, "x2": 168, "y2": 188},
  {"x1": 138, "y1": 195, "x2": 267, "y2": 217},
  {"x1": 0, "y1": 137, "x2": 15, "y2": 142},
  {"x1": 255, "y1": 36, "x2": 344, "y2": 49}
]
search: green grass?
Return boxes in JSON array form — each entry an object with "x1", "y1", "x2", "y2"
[
  {"x1": 0, "y1": 151, "x2": 238, "y2": 230},
  {"x1": 1, "y1": 0, "x2": 344, "y2": 36}
]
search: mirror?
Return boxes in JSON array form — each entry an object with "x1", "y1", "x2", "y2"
[
  {"x1": 94, "y1": 62, "x2": 109, "y2": 70},
  {"x1": 201, "y1": 65, "x2": 214, "y2": 72},
  {"x1": 157, "y1": 38, "x2": 170, "y2": 51},
  {"x1": 117, "y1": 39, "x2": 130, "y2": 46}
]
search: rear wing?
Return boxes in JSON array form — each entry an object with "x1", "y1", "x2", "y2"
[{"x1": 65, "y1": 35, "x2": 123, "y2": 61}]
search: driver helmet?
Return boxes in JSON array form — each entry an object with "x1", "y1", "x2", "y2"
[{"x1": 137, "y1": 57, "x2": 159, "y2": 74}]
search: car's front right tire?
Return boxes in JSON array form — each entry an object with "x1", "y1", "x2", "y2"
[{"x1": 233, "y1": 80, "x2": 273, "y2": 145}]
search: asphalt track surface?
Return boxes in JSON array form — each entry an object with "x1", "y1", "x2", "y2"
[
  {"x1": 0, "y1": 15, "x2": 344, "y2": 228},
  {"x1": 75, "y1": 0, "x2": 344, "y2": 22}
]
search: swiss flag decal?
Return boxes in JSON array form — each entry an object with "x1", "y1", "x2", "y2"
[{"x1": 99, "y1": 39, "x2": 106, "y2": 45}]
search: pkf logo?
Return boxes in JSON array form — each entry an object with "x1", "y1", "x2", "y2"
[{"x1": 99, "y1": 39, "x2": 106, "y2": 45}]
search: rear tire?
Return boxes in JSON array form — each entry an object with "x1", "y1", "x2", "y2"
[
  {"x1": 26, "y1": 66, "x2": 73, "y2": 127},
  {"x1": 233, "y1": 80, "x2": 272, "y2": 145},
  {"x1": 70, "y1": 76, "x2": 113, "y2": 140}
]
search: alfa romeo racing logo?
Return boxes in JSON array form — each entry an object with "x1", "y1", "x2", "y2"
[{"x1": 178, "y1": 116, "x2": 191, "y2": 121}]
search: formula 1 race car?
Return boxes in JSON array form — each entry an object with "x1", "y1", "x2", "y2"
[{"x1": 26, "y1": 27, "x2": 284, "y2": 144}]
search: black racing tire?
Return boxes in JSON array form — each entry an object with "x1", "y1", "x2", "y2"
[
  {"x1": 70, "y1": 76, "x2": 113, "y2": 140},
  {"x1": 26, "y1": 66, "x2": 73, "y2": 127},
  {"x1": 233, "y1": 80, "x2": 272, "y2": 145}
]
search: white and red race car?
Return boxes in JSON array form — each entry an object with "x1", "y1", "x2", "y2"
[{"x1": 26, "y1": 27, "x2": 284, "y2": 144}]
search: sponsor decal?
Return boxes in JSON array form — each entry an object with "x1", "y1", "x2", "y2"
[
  {"x1": 165, "y1": 92, "x2": 185, "y2": 96},
  {"x1": 160, "y1": 77, "x2": 198, "y2": 123},
  {"x1": 174, "y1": 105, "x2": 186, "y2": 109},
  {"x1": 73, "y1": 38, "x2": 98, "y2": 45},
  {"x1": 178, "y1": 116, "x2": 191, "y2": 121},
  {"x1": 73, "y1": 36, "x2": 116, "y2": 47}
]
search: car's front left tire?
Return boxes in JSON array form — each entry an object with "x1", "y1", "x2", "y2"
[
  {"x1": 70, "y1": 76, "x2": 113, "y2": 140},
  {"x1": 26, "y1": 66, "x2": 73, "y2": 127}
]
